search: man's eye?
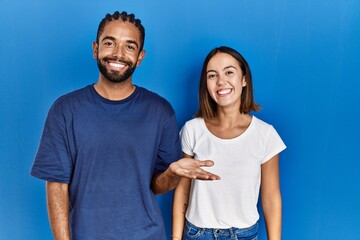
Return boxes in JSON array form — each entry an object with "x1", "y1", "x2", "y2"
[
  {"x1": 103, "y1": 42, "x2": 114, "y2": 47},
  {"x1": 127, "y1": 45, "x2": 136, "y2": 50}
]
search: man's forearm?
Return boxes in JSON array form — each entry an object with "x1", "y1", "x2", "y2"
[
  {"x1": 151, "y1": 167, "x2": 180, "y2": 194},
  {"x1": 46, "y1": 181, "x2": 71, "y2": 240}
]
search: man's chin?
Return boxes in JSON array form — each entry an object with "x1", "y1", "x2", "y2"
[
  {"x1": 102, "y1": 70, "x2": 128, "y2": 83},
  {"x1": 108, "y1": 78, "x2": 129, "y2": 84}
]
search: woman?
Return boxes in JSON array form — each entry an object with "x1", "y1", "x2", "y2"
[{"x1": 172, "y1": 46, "x2": 286, "y2": 240}]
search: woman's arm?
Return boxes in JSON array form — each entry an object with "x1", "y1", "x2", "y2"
[
  {"x1": 172, "y1": 154, "x2": 193, "y2": 240},
  {"x1": 261, "y1": 154, "x2": 282, "y2": 240},
  {"x1": 172, "y1": 177, "x2": 191, "y2": 240},
  {"x1": 46, "y1": 181, "x2": 71, "y2": 240}
]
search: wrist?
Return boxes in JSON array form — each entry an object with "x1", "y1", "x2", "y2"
[{"x1": 167, "y1": 162, "x2": 180, "y2": 178}]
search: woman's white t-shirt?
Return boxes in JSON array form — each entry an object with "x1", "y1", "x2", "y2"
[{"x1": 180, "y1": 116, "x2": 286, "y2": 229}]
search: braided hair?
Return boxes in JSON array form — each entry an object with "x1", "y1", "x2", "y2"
[{"x1": 96, "y1": 11, "x2": 145, "y2": 51}]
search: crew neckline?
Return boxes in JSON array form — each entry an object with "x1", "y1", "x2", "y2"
[
  {"x1": 200, "y1": 116, "x2": 255, "y2": 142},
  {"x1": 89, "y1": 84, "x2": 139, "y2": 105}
]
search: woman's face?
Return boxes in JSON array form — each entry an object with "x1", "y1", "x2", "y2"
[{"x1": 206, "y1": 52, "x2": 246, "y2": 110}]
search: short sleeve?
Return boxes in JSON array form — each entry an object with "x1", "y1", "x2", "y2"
[
  {"x1": 153, "y1": 102, "x2": 182, "y2": 174},
  {"x1": 262, "y1": 126, "x2": 286, "y2": 164},
  {"x1": 180, "y1": 121, "x2": 194, "y2": 157},
  {"x1": 30, "y1": 100, "x2": 73, "y2": 183}
]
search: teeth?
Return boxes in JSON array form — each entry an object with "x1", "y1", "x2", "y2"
[
  {"x1": 109, "y1": 62, "x2": 125, "y2": 68},
  {"x1": 217, "y1": 89, "x2": 232, "y2": 95}
]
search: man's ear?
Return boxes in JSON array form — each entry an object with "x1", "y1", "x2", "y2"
[
  {"x1": 92, "y1": 41, "x2": 98, "y2": 59},
  {"x1": 136, "y1": 50, "x2": 146, "y2": 66}
]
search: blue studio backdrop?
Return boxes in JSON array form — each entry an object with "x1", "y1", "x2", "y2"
[{"x1": 1, "y1": 0, "x2": 360, "y2": 239}]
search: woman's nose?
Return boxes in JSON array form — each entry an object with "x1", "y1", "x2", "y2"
[{"x1": 216, "y1": 75, "x2": 226, "y2": 85}]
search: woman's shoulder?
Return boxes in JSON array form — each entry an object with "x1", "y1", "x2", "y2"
[
  {"x1": 250, "y1": 116, "x2": 277, "y2": 134},
  {"x1": 252, "y1": 115, "x2": 271, "y2": 126},
  {"x1": 184, "y1": 117, "x2": 204, "y2": 128},
  {"x1": 181, "y1": 118, "x2": 205, "y2": 135}
]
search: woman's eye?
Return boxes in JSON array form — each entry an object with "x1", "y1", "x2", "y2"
[
  {"x1": 207, "y1": 74, "x2": 216, "y2": 79},
  {"x1": 225, "y1": 71, "x2": 233, "y2": 75}
]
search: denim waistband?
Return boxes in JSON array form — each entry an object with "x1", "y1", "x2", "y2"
[{"x1": 185, "y1": 219, "x2": 259, "y2": 237}]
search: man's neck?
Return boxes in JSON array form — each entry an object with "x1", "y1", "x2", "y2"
[{"x1": 94, "y1": 77, "x2": 136, "y2": 101}]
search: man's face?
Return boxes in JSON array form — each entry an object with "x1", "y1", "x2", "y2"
[{"x1": 93, "y1": 21, "x2": 145, "y2": 83}]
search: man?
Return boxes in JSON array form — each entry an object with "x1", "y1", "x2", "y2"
[{"x1": 31, "y1": 11, "x2": 219, "y2": 240}]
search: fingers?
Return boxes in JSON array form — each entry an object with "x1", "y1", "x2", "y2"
[
  {"x1": 181, "y1": 169, "x2": 220, "y2": 181},
  {"x1": 196, "y1": 160, "x2": 215, "y2": 167},
  {"x1": 173, "y1": 158, "x2": 221, "y2": 180},
  {"x1": 195, "y1": 170, "x2": 220, "y2": 180},
  {"x1": 190, "y1": 160, "x2": 220, "y2": 180}
]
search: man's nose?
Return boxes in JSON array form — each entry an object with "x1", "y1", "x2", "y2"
[{"x1": 112, "y1": 45, "x2": 125, "y2": 58}]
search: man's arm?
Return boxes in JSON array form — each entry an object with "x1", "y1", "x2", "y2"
[
  {"x1": 46, "y1": 181, "x2": 71, "y2": 240},
  {"x1": 151, "y1": 157, "x2": 220, "y2": 195}
]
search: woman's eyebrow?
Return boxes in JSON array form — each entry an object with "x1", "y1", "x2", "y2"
[{"x1": 223, "y1": 65, "x2": 237, "y2": 71}]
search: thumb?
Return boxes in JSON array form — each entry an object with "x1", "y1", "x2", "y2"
[{"x1": 198, "y1": 160, "x2": 215, "y2": 167}]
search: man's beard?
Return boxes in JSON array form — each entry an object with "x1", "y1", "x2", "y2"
[{"x1": 97, "y1": 57, "x2": 137, "y2": 83}]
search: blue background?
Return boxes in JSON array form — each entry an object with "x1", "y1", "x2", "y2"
[{"x1": 1, "y1": 0, "x2": 359, "y2": 239}]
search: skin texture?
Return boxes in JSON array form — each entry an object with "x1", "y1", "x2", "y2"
[
  {"x1": 261, "y1": 155, "x2": 282, "y2": 240},
  {"x1": 172, "y1": 52, "x2": 282, "y2": 240},
  {"x1": 47, "y1": 19, "x2": 219, "y2": 239},
  {"x1": 172, "y1": 154, "x2": 193, "y2": 240},
  {"x1": 206, "y1": 52, "x2": 246, "y2": 113},
  {"x1": 46, "y1": 182, "x2": 70, "y2": 240}
]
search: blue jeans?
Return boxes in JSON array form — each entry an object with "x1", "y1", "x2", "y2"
[{"x1": 183, "y1": 219, "x2": 258, "y2": 240}]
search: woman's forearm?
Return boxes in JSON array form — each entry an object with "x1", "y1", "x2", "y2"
[
  {"x1": 261, "y1": 154, "x2": 282, "y2": 240},
  {"x1": 172, "y1": 178, "x2": 191, "y2": 240},
  {"x1": 262, "y1": 193, "x2": 282, "y2": 240}
]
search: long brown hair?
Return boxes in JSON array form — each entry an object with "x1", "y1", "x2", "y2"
[{"x1": 195, "y1": 46, "x2": 260, "y2": 120}]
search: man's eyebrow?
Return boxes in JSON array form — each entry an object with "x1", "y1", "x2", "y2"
[
  {"x1": 101, "y1": 36, "x2": 116, "y2": 42},
  {"x1": 126, "y1": 40, "x2": 139, "y2": 48},
  {"x1": 100, "y1": 37, "x2": 139, "y2": 49}
]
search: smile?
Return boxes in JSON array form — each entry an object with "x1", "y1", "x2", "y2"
[
  {"x1": 217, "y1": 88, "x2": 232, "y2": 95},
  {"x1": 107, "y1": 61, "x2": 127, "y2": 71}
]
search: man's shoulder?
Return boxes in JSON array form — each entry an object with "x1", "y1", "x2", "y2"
[
  {"x1": 136, "y1": 86, "x2": 177, "y2": 120},
  {"x1": 136, "y1": 86, "x2": 172, "y2": 107},
  {"x1": 137, "y1": 86, "x2": 165, "y2": 100},
  {"x1": 56, "y1": 85, "x2": 91, "y2": 101},
  {"x1": 50, "y1": 85, "x2": 92, "y2": 112},
  {"x1": 55, "y1": 85, "x2": 91, "y2": 103}
]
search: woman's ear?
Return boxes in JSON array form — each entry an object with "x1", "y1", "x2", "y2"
[{"x1": 242, "y1": 76, "x2": 247, "y2": 87}]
